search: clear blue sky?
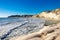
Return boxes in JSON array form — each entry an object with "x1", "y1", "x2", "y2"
[{"x1": 0, "y1": 0, "x2": 60, "y2": 17}]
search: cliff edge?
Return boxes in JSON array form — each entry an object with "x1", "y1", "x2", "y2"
[{"x1": 33, "y1": 9, "x2": 60, "y2": 25}]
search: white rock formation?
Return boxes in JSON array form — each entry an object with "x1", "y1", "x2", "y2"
[
  {"x1": 32, "y1": 9, "x2": 60, "y2": 25},
  {"x1": 33, "y1": 9, "x2": 60, "y2": 21},
  {"x1": 10, "y1": 23, "x2": 60, "y2": 40}
]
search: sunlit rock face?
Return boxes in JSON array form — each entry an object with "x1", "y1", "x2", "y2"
[
  {"x1": 32, "y1": 9, "x2": 60, "y2": 25},
  {"x1": 10, "y1": 23, "x2": 60, "y2": 40}
]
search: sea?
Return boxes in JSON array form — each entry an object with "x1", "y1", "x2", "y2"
[
  {"x1": 0, "y1": 18, "x2": 45, "y2": 40},
  {"x1": 0, "y1": 18, "x2": 45, "y2": 26},
  {"x1": 0, "y1": 18, "x2": 27, "y2": 26}
]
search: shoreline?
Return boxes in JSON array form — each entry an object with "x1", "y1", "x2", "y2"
[
  {"x1": 0, "y1": 18, "x2": 45, "y2": 40},
  {"x1": 10, "y1": 23, "x2": 60, "y2": 40}
]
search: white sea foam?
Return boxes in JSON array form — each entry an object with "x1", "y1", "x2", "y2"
[{"x1": 0, "y1": 18, "x2": 45, "y2": 40}]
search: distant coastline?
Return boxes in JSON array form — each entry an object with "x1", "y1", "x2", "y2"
[{"x1": 8, "y1": 15, "x2": 33, "y2": 18}]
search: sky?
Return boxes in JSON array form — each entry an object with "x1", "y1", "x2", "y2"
[{"x1": 0, "y1": 0, "x2": 60, "y2": 17}]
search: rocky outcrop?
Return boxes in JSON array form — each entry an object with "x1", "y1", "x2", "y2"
[
  {"x1": 33, "y1": 9, "x2": 60, "y2": 25},
  {"x1": 33, "y1": 9, "x2": 60, "y2": 20},
  {"x1": 10, "y1": 23, "x2": 60, "y2": 40}
]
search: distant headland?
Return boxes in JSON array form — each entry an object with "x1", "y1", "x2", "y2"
[{"x1": 8, "y1": 15, "x2": 33, "y2": 18}]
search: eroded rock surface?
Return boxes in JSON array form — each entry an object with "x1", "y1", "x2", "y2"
[
  {"x1": 32, "y1": 9, "x2": 60, "y2": 25},
  {"x1": 10, "y1": 23, "x2": 60, "y2": 40}
]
